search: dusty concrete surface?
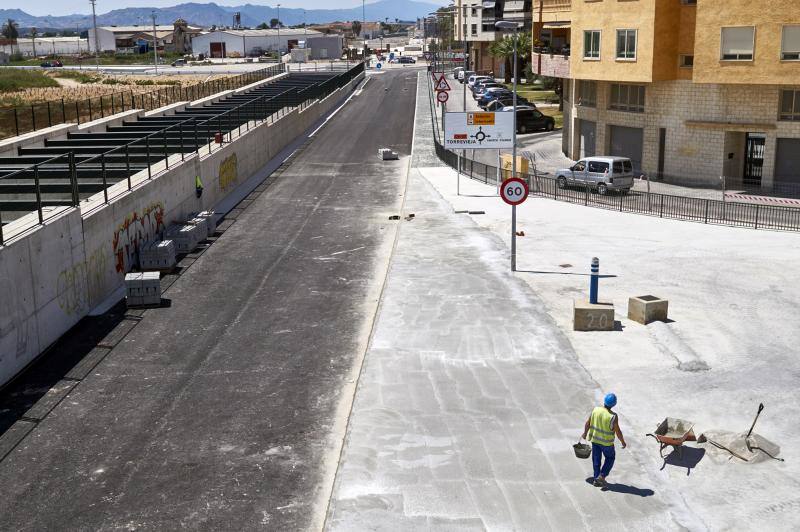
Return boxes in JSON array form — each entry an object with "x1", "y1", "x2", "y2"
[{"x1": 0, "y1": 69, "x2": 416, "y2": 531}]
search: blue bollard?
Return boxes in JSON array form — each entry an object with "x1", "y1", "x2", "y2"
[{"x1": 589, "y1": 257, "x2": 599, "y2": 304}]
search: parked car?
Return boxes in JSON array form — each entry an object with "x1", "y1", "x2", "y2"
[
  {"x1": 40, "y1": 60, "x2": 63, "y2": 68},
  {"x1": 472, "y1": 81, "x2": 503, "y2": 97},
  {"x1": 453, "y1": 66, "x2": 464, "y2": 78},
  {"x1": 483, "y1": 97, "x2": 534, "y2": 111},
  {"x1": 473, "y1": 85, "x2": 506, "y2": 100},
  {"x1": 478, "y1": 89, "x2": 513, "y2": 106},
  {"x1": 171, "y1": 58, "x2": 186, "y2": 67},
  {"x1": 467, "y1": 75, "x2": 491, "y2": 88},
  {"x1": 516, "y1": 109, "x2": 555, "y2": 134},
  {"x1": 501, "y1": 105, "x2": 538, "y2": 112},
  {"x1": 398, "y1": 56, "x2": 416, "y2": 64},
  {"x1": 458, "y1": 70, "x2": 475, "y2": 83},
  {"x1": 555, "y1": 157, "x2": 634, "y2": 195}
]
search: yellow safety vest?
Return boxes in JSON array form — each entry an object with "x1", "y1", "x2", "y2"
[{"x1": 588, "y1": 406, "x2": 616, "y2": 447}]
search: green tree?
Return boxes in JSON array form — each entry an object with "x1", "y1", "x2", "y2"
[
  {"x1": 256, "y1": 22, "x2": 269, "y2": 30},
  {"x1": 270, "y1": 18, "x2": 281, "y2": 29},
  {"x1": 2, "y1": 18, "x2": 19, "y2": 40},
  {"x1": 489, "y1": 32, "x2": 532, "y2": 83},
  {"x1": 351, "y1": 20, "x2": 362, "y2": 37}
]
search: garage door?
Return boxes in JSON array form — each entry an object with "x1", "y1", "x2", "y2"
[
  {"x1": 609, "y1": 125, "x2": 643, "y2": 172},
  {"x1": 210, "y1": 42, "x2": 226, "y2": 59},
  {"x1": 579, "y1": 120, "x2": 596, "y2": 158},
  {"x1": 775, "y1": 138, "x2": 800, "y2": 185}
]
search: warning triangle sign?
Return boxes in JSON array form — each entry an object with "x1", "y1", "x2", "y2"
[{"x1": 435, "y1": 75, "x2": 451, "y2": 92}]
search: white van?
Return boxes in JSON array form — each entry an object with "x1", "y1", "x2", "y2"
[{"x1": 555, "y1": 156, "x2": 635, "y2": 194}]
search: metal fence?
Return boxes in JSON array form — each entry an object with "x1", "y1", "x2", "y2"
[
  {"x1": 0, "y1": 62, "x2": 365, "y2": 246},
  {"x1": 426, "y1": 75, "x2": 800, "y2": 232},
  {"x1": 0, "y1": 64, "x2": 286, "y2": 141}
]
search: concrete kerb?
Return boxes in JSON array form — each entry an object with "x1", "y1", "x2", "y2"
[
  {"x1": 0, "y1": 123, "x2": 76, "y2": 157},
  {"x1": 188, "y1": 90, "x2": 234, "y2": 108},
  {"x1": 144, "y1": 101, "x2": 188, "y2": 118},
  {"x1": 233, "y1": 72, "x2": 289, "y2": 95}
]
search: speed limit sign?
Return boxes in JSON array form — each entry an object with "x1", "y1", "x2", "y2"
[
  {"x1": 500, "y1": 178, "x2": 529, "y2": 206},
  {"x1": 437, "y1": 91, "x2": 449, "y2": 104}
]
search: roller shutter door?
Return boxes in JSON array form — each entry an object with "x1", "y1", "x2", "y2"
[
  {"x1": 609, "y1": 125, "x2": 643, "y2": 172},
  {"x1": 775, "y1": 138, "x2": 800, "y2": 185}
]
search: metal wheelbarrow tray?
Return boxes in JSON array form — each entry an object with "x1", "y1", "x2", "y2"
[{"x1": 646, "y1": 417, "x2": 696, "y2": 458}]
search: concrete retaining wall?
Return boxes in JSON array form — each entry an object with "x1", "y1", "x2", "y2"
[{"x1": 0, "y1": 72, "x2": 363, "y2": 388}]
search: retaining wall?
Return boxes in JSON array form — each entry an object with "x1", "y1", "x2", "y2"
[{"x1": 0, "y1": 72, "x2": 363, "y2": 387}]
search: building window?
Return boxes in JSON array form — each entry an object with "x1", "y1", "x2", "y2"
[
  {"x1": 609, "y1": 83, "x2": 645, "y2": 113},
  {"x1": 721, "y1": 26, "x2": 755, "y2": 61},
  {"x1": 578, "y1": 80, "x2": 597, "y2": 107},
  {"x1": 584, "y1": 30, "x2": 601, "y2": 60},
  {"x1": 680, "y1": 54, "x2": 694, "y2": 68},
  {"x1": 471, "y1": 24, "x2": 478, "y2": 36},
  {"x1": 681, "y1": 0, "x2": 697, "y2": 5},
  {"x1": 782, "y1": 26, "x2": 800, "y2": 60},
  {"x1": 616, "y1": 29, "x2": 637, "y2": 60},
  {"x1": 472, "y1": 8, "x2": 477, "y2": 16},
  {"x1": 780, "y1": 89, "x2": 800, "y2": 121}
]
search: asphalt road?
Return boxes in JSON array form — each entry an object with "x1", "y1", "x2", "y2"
[{"x1": 0, "y1": 69, "x2": 417, "y2": 530}]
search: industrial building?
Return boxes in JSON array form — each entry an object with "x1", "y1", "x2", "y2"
[
  {"x1": 191, "y1": 29, "x2": 326, "y2": 58},
  {"x1": 88, "y1": 21, "x2": 204, "y2": 54},
  {"x1": 0, "y1": 37, "x2": 88, "y2": 57}
]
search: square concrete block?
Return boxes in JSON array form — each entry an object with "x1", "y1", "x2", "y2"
[
  {"x1": 573, "y1": 300, "x2": 615, "y2": 331},
  {"x1": 628, "y1": 295, "x2": 669, "y2": 325}
]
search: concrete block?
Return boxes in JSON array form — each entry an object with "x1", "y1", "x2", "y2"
[
  {"x1": 379, "y1": 148, "x2": 399, "y2": 160},
  {"x1": 140, "y1": 240, "x2": 176, "y2": 271},
  {"x1": 164, "y1": 224, "x2": 202, "y2": 254},
  {"x1": 195, "y1": 211, "x2": 217, "y2": 236},
  {"x1": 628, "y1": 295, "x2": 669, "y2": 325},
  {"x1": 186, "y1": 217, "x2": 209, "y2": 240},
  {"x1": 573, "y1": 300, "x2": 615, "y2": 332}
]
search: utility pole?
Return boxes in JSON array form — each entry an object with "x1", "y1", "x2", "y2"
[
  {"x1": 89, "y1": 0, "x2": 100, "y2": 71},
  {"x1": 151, "y1": 11, "x2": 158, "y2": 74},
  {"x1": 277, "y1": 3, "x2": 281, "y2": 54}
]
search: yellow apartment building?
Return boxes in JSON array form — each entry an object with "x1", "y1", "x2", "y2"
[{"x1": 535, "y1": 0, "x2": 800, "y2": 189}]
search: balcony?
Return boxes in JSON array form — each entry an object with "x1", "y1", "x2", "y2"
[
  {"x1": 533, "y1": 0, "x2": 572, "y2": 17},
  {"x1": 533, "y1": 48, "x2": 571, "y2": 78}
]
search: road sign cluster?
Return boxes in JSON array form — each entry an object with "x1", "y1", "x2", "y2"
[{"x1": 434, "y1": 73, "x2": 451, "y2": 104}]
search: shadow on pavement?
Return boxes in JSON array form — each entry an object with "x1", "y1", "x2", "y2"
[
  {"x1": 584, "y1": 477, "x2": 654, "y2": 496},
  {"x1": 661, "y1": 446, "x2": 706, "y2": 476}
]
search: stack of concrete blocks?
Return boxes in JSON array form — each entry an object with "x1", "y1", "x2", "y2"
[
  {"x1": 125, "y1": 272, "x2": 162, "y2": 307},
  {"x1": 164, "y1": 223, "x2": 203, "y2": 254},
  {"x1": 139, "y1": 240, "x2": 177, "y2": 271},
  {"x1": 185, "y1": 217, "x2": 209, "y2": 241},
  {"x1": 189, "y1": 211, "x2": 217, "y2": 237}
]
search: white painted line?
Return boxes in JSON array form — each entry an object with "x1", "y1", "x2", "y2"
[{"x1": 309, "y1": 77, "x2": 369, "y2": 138}]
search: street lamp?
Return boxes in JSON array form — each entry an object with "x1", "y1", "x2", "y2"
[
  {"x1": 496, "y1": 20, "x2": 522, "y2": 271},
  {"x1": 277, "y1": 4, "x2": 281, "y2": 54}
]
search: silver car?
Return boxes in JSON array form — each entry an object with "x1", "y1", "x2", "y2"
[{"x1": 555, "y1": 156, "x2": 635, "y2": 195}]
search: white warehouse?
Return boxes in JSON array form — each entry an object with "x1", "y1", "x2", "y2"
[{"x1": 192, "y1": 29, "x2": 323, "y2": 58}]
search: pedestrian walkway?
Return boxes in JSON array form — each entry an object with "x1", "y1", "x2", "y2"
[{"x1": 324, "y1": 73, "x2": 699, "y2": 529}]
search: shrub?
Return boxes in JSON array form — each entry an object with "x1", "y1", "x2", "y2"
[{"x1": 0, "y1": 69, "x2": 59, "y2": 92}]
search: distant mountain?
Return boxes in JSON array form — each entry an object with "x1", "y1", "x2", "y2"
[{"x1": 0, "y1": 1, "x2": 440, "y2": 31}]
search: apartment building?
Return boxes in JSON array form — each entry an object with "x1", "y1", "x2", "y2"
[
  {"x1": 551, "y1": 0, "x2": 800, "y2": 189},
  {"x1": 455, "y1": 1, "x2": 533, "y2": 76}
]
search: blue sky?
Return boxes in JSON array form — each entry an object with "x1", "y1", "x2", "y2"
[{"x1": 17, "y1": 0, "x2": 449, "y2": 17}]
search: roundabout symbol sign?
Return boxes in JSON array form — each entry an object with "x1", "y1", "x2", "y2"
[{"x1": 500, "y1": 177, "x2": 529, "y2": 206}]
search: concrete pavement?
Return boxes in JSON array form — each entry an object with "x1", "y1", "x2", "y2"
[{"x1": 324, "y1": 73, "x2": 699, "y2": 530}]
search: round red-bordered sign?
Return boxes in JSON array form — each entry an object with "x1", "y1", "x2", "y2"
[
  {"x1": 437, "y1": 91, "x2": 449, "y2": 104},
  {"x1": 500, "y1": 177, "x2": 529, "y2": 206}
]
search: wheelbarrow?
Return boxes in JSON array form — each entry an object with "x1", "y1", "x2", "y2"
[{"x1": 646, "y1": 417, "x2": 696, "y2": 459}]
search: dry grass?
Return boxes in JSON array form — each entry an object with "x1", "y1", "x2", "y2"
[{"x1": 0, "y1": 72, "x2": 232, "y2": 107}]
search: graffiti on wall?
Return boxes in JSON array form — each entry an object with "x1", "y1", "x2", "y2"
[
  {"x1": 57, "y1": 247, "x2": 108, "y2": 316},
  {"x1": 0, "y1": 276, "x2": 31, "y2": 361},
  {"x1": 113, "y1": 202, "x2": 165, "y2": 274},
  {"x1": 219, "y1": 153, "x2": 239, "y2": 191}
]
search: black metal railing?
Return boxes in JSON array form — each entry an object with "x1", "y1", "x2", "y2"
[
  {"x1": 0, "y1": 62, "x2": 365, "y2": 246},
  {"x1": 0, "y1": 64, "x2": 286, "y2": 141},
  {"x1": 425, "y1": 74, "x2": 800, "y2": 232}
]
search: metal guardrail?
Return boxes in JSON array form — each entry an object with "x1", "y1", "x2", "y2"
[
  {"x1": 0, "y1": 62, "x2": 365, "y2": 246},
  {"x1": 0, "y1": 64, "x2": 286, "y2": 141},
  {"x1": 425, "y1": 73, "x2": 800, "y2": 232}
]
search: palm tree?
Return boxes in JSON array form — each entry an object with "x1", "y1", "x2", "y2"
[
  {"x1": 489, "y1": 32, "x2": 532, "y2": 84},
  {"x1": 2, "y1": 18, "x2": 19, "y2": 40}
]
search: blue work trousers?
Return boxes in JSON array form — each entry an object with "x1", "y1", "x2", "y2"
[{"x1": 592, "y1": 443, "x2": 616, "y2": 479}]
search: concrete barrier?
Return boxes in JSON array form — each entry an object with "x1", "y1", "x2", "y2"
[
  {"x1": 77, "y1": 109, "x2": 143, "y2": 134},
  {"x1": 0, "y1": 71, "x2": 364, "y2": 387},
  {"x1": 144, "y1": 101, "x2": 188, "y2": 117}
]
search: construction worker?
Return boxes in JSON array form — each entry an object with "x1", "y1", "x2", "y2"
[{"x1": 581, "y1": 393, "x2": 627, "y2": 487}]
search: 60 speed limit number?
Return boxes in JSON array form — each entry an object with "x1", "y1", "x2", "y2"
[{"x1": 500, "y1": 178, "x2": 529, "y2": 206}]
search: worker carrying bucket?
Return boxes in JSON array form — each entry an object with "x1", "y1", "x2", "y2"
[{"x1": 580, "y1": 393, "x2": 627, "y2": 487}]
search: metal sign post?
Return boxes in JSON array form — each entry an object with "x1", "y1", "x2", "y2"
[{"x1": 500, "y1": 177, "x2": 529, "y2": 271}]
